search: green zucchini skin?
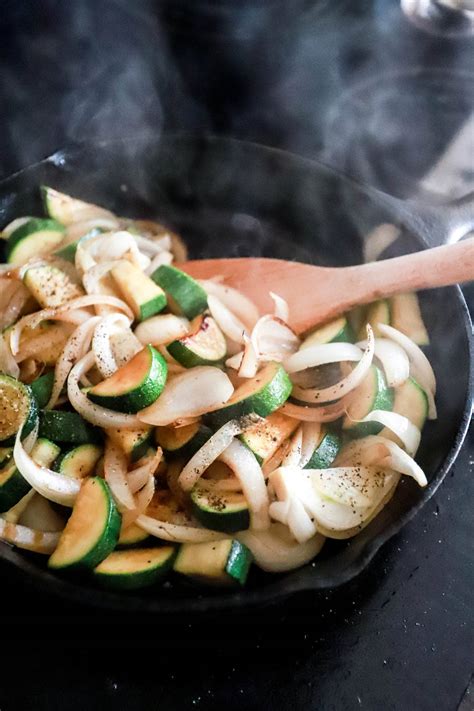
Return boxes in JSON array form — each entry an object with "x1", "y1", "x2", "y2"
[
  {"x1": 190, "y1": 487, "x2": 250, "y2": 533},
  {"x1": 173, "y1": 539, "x2": 253, "y2": 586},
  {"x1": 39, "y1": 410, "x2": 101, "y2": 445},
  {"x1": 151, "y1": 265, "x2": 208, "y2": 319},
  {"x1": 0, "y1": 438, "x2": 60, "y2": 512},
  {"x1": 304, "y1": 429, "x2": 342, "y2": 469},
  {"x1": 30, "y1": 372, "x2": 54, "y2": 409},
  {"x1": 93, "y1": 546, "x2": 177, "y2": 590}
]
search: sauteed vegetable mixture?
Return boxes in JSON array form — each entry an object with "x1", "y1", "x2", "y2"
[{"x1": 0, "y1": 188, "x2": 436, "y2": 588}]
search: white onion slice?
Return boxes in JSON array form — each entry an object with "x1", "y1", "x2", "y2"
[
  {"x1": 225, "y1": 351, "x2": 244, "y2": 370},
  {"x1": 92, "y1": 313, "x2": 132, "y2": 377},
  {"x1": 14, "y1": 429, "x2": 80, "y2": 506},
  {"x1": 0, "y1": 334, "x2": 20, "y2": 378},
  {"x1": 350, "y1": 409, "x2": 421, "y2": 456},
  {"x1": 269, "y1": 466, "x2": 321, "y2": 542},
  {"x1": 284, "y1": 343, "x2": 362, "y2": 374},
  {"x1": 136, "y1": 514, "x2": 225, "y2": 543},
  {"x1": 47, "y1": 316, "x2": 101, "y2": 409},
  {"x1": 68, "y1": 351, "x2": 140, "y2": 428},
  {"x1": 238, "y1": 335, "x2": 259, "y2": 379},
  {"x1": 121, "y1": 474, "x2": 156, "y2": 530},
  {"x1": 282, "y1": 426, "x2": 303, "y2": 467},
  {"x1": 262, "y1": 440, "x2": 292, "y2": 477},
  {"x1": 128, "y1": 449, "x2": 163, "y2": 494},
  {"x1": 270, "y1": 292, "x2": 290, "y2": 323},
  {"x1": 237, "y1": 523, "x2": 325, "y2": 572},
  {"x1": 219, "y1": 438, "x2": 270, "y2": 530},
  {"x1": 134, "y1": 233, "x2": 171, "y2": 255},
  {"x1": 138, "y1": 366, "x2": 234, "y2": 427},
  {"x1": 280, "y1": 397, "x2": 351, "y2": 422},
  {"x1": 251, "y1": 316, "x2": 300, "y2": 362},
  {"x1": 0, "y1": 518, "x2": 60, "y2": 554},
  {"x1": 178, "y1": 420, "x2": 244, "y2": 492},
  {"x1": 145, "y1": 251, "x2": 174, "y2": 274},
  {"x1": 299, "y1": 422, "x2": 322, "y2": 468},
  {"x1": 199, "y1": 279, "x2": 260, "y2": 330},
  {"x1": 207, "y1": 294, "x2": 247, "y2": 344},
  {"x1": 377, "y1": 440, "x2": 427, "y2": 487},
  {"x1": 357, "y1": 337, "x2": 409, "y2": 388},
  {"x1": 104, "y1": 439, "x2": 136, "y2": 511},
  {"x1": 291, "y1": 325, "x2": 374, "y2": 404},
  {"x1": 134, "y1": 314, "x2": 190, "y2": 346},
  {"x1": 378, "y1": 323, "x2": 437, "y2": 419},
  {"x1": 76, "y1": 231, "x2": 149, "y2": 274},
  {"x1": 0, "y1": 281, "x2": 30, "y2": 331},
  {"x1": 109, "y1": 328, "x2": 142, "y2": 369}
]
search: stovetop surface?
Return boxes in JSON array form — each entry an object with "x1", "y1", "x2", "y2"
[{"x1": 0, "y1": 1, "x2": 472, "y2": 709}]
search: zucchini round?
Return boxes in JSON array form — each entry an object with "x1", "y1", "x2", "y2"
[
  {"x1": 93, "y1": 546, "x2": 176, "y2": 589},
  {"x1": 167, "y1": 315, "x2": 226, "y2": 368},
  {"x1": 55, "y1": 443, "x2": 103, "y2": 478},
  {"x1": 39, "y1": 410, "x2": 100, "y2": 445},
  {"x1": 191, "y1": 485, "x2": 250, "y2": 533},
  {"x1": 0, "y1": 374, "x2": 38, "y2": 445},
  {"x1": 239, "y1": 411, "x2": 298, "y2": 465},
  {"x1": 155, "y1": 422, "x2": 212, "y2": 459},
  {"x1": 301, "y1": 316, "x2": 354, "y2": 347},
  {"x1": 88, "y1": 345, "x2": 167, "y2": 413},
  {"x1": 304, "y1": 428, "x2": 341, "y2": 469},
  {"x1": 6, "y1": 217, "x2": 65, "y2": 265},
  {"x1": 117, "y1": 523, "x2": 150, "y2": 548},
  {"x1": 106, "y1": 426, "x2": 154, "y2": 462},
  {"x1": 173, "y1": 539, "x2": 253, "y2": 586},
  {"x1": 151, "y1": 265, "x2": 208, "y2": 319}
]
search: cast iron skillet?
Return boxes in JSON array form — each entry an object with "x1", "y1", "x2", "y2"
[{"x1": 0, "y1": 135, "x2": 472, "y2": 613}]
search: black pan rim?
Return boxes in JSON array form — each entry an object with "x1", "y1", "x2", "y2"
[{"x1": 0, "y1": 134, "x2": 472, "y2": 614}]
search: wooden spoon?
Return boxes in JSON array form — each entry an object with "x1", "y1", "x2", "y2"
[{"x1": 181, "y1": 237, "x2": 474, "y2": 334}]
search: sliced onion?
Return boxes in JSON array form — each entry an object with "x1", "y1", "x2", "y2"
[
  {"x1": 300, "y1": 422, "x2": 322, "y2": 468},
  {"x1": 47, "y1": 317, "x2": 101, "y2": 409},
  {"x1": 136, "y1": 514, "x2": 225, "y2": 543},
  {"x1": 282, "y1": 426, "x2": 303, "y2": 467},
  {"x1": 76, "y1": 231, "x2": 149, "y2": 274},
  {"x1": 92, "y1": 313, "x2": 132, "y2": 377},
  {"x1": 134, "y1": 314, "x2": 190, "y2": 346},
  {"x1": 0, "y1": 334, "x2": 20, "y2": 378},
  {"x1": 378, "y1": 324, "x2": 437, "y2": 419},
  {"x1": 237, "y1": 523, "x2": 325, "y2": 572},
  {"x1": 128, "y1": 449, "x2": 163, "y2": 495},
  {"x1": 0, "y1": 518, "x2": 60, "y2": 554},
  {"x1": 15, "y1": 322, "x2": 74, "y2": 364},
  {"x1": 14, "y1": 429, "x2": 80, "y2": 506},
  {"x1": 199, "y1": 279, "x2": 259, "y2": 330},
  {"x1": 134, "y1": 233, "x2": 171, "y2": 255},
  {"x1": 121, "y1": 474, "x2": 156, "y2": 530},
  {"x1": 357, "y1": 337, "x2": 409, "y2": 388},
  {"x1": 238, "y1": 335, "x2": 259, "y2": 379},
  {"x1": 219, "y1": 438, "x2": 270, "y2": 530},
  {"x1": 109, "y1": 328, "x2": 142, "y2": 369},
  {"x1": 262, "y1": 440, "x2": 292, "y2": 477},
  {"x1": 207, "y1": 294, "x2": 247, "y2": 344},
  {"x1": 145, "y1": 251, "x2": 174, "y2": 274},
  {"x1": 178, "y1": 420, "x2": 244, "y2": 492},
  {"x1": 348, "y1": 409, "x2": 421, "y2": 456},
  {"x1": 284, "y1": 343, "x2": 362, "y2": 374},
  {"x1": 0, "y1": 281, "x2": 30, "y2": 331},
  {"x1": 291, "y1": 325, "x2": 374, "y2": 404},
  {"x1": 270, "y1": 292, "x2": 290, "y2": 323},
  {"x1": 68, "y1": 351, "x2": 140, "y2": 428},
  {"x1": 251, "y1": 316, "x2": 300, "y2": 362},
  {"x1": 377, "y1": 439, "x2": 427, "y2": 487},
  {"x1": 280, "y1": 397, "x2": 351, "y2": 422},
  {"x1": 138, "y1": 366, "x2": 234, "y2": 427},
  {"x1": 225, "y1": 351, "x2": 244, "y2": 370},
  {"x1": 104, "y1": 439, "x2": 135, "y2": 511}
]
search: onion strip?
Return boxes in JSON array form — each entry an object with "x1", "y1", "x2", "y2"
[
  {"x1": 136, "y1": 514, "x2": 226, "y2": 543},
  {"x1": 357, "y1": 337, "x2": 410, "y2": 388},
  {"x1": 285, "y1": 343, "x2": 362, "y2": 374},
  {"x1": 0, "y1": 518, "x2": 60, "y2": 554},
  {"x1": 237, "y1": 524, "x2": 325, "y2": 572},
  {"x1": 207, "y1": 294, "x2": 248, "y2": 344}
]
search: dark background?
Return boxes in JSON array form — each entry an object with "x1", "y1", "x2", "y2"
[{"x1": 0, "y1": 1, "x2": 473, "y2": 709}]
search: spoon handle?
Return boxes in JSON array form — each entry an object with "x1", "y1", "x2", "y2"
[{"x1": 339, "y1": 236, "x2": 474, "y2": 305}]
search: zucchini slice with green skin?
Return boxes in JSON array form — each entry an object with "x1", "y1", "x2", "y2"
[
  {"x1": 54, "y1": 227, "x2": 104, "y2": 263},
  {"x1": 342, "y1": 365, "x2": 394, "y2": 438},
  {"x1": 151, "y1": 265, "x2": 208, "y2": 319},
  {"x1": 6, "y1": 218, "x2": 65, "y2": 265},
  {"x1": 0, "y1": 447, "x2": 13, "y2": 469},
  {"x1": 23, "y1": 264, "x2": 84, "y2": 309},
  {"x1": 304, "y1": 428, "x2": 341, "y2": 469},
  {"x1": 48, "y1": 477, "x2": 121, "y2": 571},
  {"x1": 155, "y1": 422, "x2": 212, "y2": 459},
  {"x1": 30, "y1": 372, "x2": 54, "y2": 409},
  {"x1": 173, "y1": 539, "x2": 253, "y2": 586},
  {"x1": 117, "y1": 523, "x2": 150, "y2": 548},
  {"x1": 0, "y1": 375, "x2": 38, "y2": 445},
  {"x1": 381, "y1": 377, "x2": 428, "y2": 443},
  {"x1": 55, "y1": 443, "x2": 103, "y2": 479},
  {"x1": 93, "y1": 546, "x2": 176, "y2": 589},
  {"x1": 207, "y1": 362, "x2": 292, "y2": 428},
  {"x1": 301, "y1": 316, "x2": 354, "y2": 347},
  {"x1": 106, "y1": 425, "x2": 154, "y2": 462},
  {"x1": 88, "y1": 345, "x2": 167, "y2": 413},
  {"x1": 358, "y1": 299, "x2": 391, "y2": 339},
  {"x1": 0, "y1": 438, "x2": 60, "y2": 512},
  {"x1": 191, "y1": 485, "x2": 250, "y2": 533},
  {"x1": 239, "y1": 411, "x2": 299, "y2": 465},
  {"x1": 111, "y1": 260, "x2": 167, "y2": 322},
  {"x1": 39, "y1": 410, "x2": 101, "y2": 445},
  {"x1": 167, "y1": 315, "x2": 226, "y2": 368},
  {"x1": 41, "y1": 186, "x2": 116, "y2": 225}
]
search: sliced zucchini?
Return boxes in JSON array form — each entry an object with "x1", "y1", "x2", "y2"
[
  {"x1": 106, "y1": 425, "x2": 154, "y2": 462},
  {"x1": 390, "y1": 293, "x2": 429, "y2": 346},
  {"x1": 167, "y1": 315, "x2": 226, "y2": 368},
  {"x1": 0, "y1": 374, "x2": 38, "y2": 444},
  {"x1": 381, "y1": 377, "x2": 428, "y2": 444},
  {"x1": 173, "y1": 539, "x2": 253, "y2": 586},
  {"x1": 88, "y1": 345, "x2": 167, "y2": 413},
  {"x1": 304, "y1": 427, "x2": 341, "y2": 469},
  {"x1": 301, "y1": 316, "x2": 354, "y2": 348},
  {"x1": 0, "y1": 447, "x2": 13, "y2": 469},
  {"x1": 39, "y1": 410, "x2": 100, "y2": 444},
  {"x1": 111, "y1": 260, "x2": 167, "y2": 322},
  {"x1": 41, "y1": 186, "x2": 116, "y2": 225},
  {"x1": 0, "y1": 438, "x2": 60, "y2": 512},
  {"x1": 48, "y1": 477, "x2": 121, "y2": 570},
  {"x1": 342, "y1": 365, "x2": 394, "y2": 438},
  {"x1": 54, "y1": 227, "x2": 104, "y2": 263},
  {"x1": 358, "y1": 299, "x2": 391, "y2": 339},
  {"x1": 117, "y1": 522, "x2": 150, "y2": 548},
  {"x1": 155, "y1": 422, "x2": 212, "y2": 459},
  {"x1": 207, "y1": 362, "x2": 292, "y2": 428},
  {"x1": 30, "y1": 371, "x2": 54, "y2": 409},
  {"x1": 55, "y1": 443, "x2": 103, "y2": 478},
  {"x1": 6, "y1": 218, "x2": 65, "y2": 265},
  {"x1": 151, "y1": 265, "x2": 208, "y2": 319},
  {"x1": 191, "y1": 485, "x2": 250, "y2": 533},
  {"x1": 94, "y1": 546, "x2": 176, "y2": 589},
  {"x1": 239, "y1": 411, "x2": 299, "y2": 465},
  {"x1": 23, "y1": 264, "x2": 83, "y2": 308}
]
